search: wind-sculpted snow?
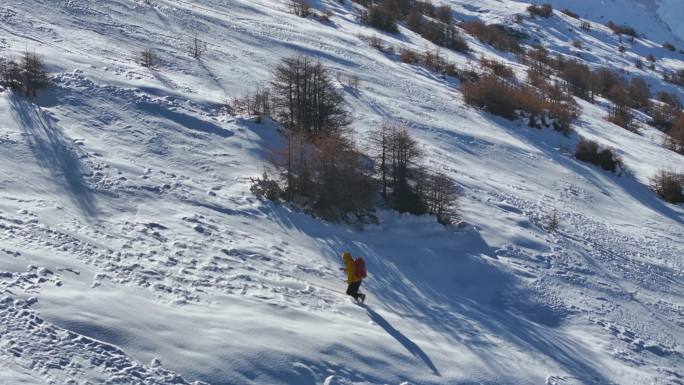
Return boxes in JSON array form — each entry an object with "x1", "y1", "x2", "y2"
[
  {"x1": 0, "y1": 245, "x2": 202, "y2": 384},
  {"x1": 0, "y1": 0, "x2": 683, "y2": 384}
]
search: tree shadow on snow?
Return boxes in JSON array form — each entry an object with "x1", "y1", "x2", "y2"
[
  {"x1": 264, "y1": 205, "x2": 614, "y2": 384},
  {"x1": 507, "y1": 117, "x2": 683, "y2": 224},
  {"x1": 9, "y1": 94, "x2": 97, "y2": 218},
  {"x1": 135, "y1": 101, "x2": 233, "y2": 138}
]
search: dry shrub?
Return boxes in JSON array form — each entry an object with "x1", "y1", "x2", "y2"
[
  {"x1": 665, "y1": 114, "x2": 684, "y2": 154},
  {"x1": 399, "y1": 46, "x2": 459, "y2": 76},
  {"x1": 413, "y1": 0, "x2": 436, "y2": 17},
  {"x1": 524, "y1": 45, "x2": 551, "y2": 76},
  {"x1": 309, "y1": 134, "x2": 376, "y2": 217},
  {"x1": 406, "y1": 11, "x2": 469, "y2": 53},
  {"x1": 664, "y1": 69, "x2": 684, "y2": 87},
  {"x1": 363, "y1": 2, "x2": 399, "y2": 33},
  {"x1": 269, "y1": 128, "x2": 376, "y2": 220},
  {"x1": 454, "y1": 67, "x2": 480, "y2": 83},
  {"x1": 652, "y1": 93, "x2": 683, "y2": 130},
  {"x1": 369, "y1": 35, "x2": 384, "y2": 50},
  {"x1": 404, "y1": 8, "x2": 422, "y2": 31},
  {"x1": 462, "y1": 74, "x2": 574, "y2": 133},
  {"x1": 651, "y1": 170, "x2": 684, "y2": 203},
  {"x1": 650, "y1": 103, "x2": 680, "y2": 129},
  {"x1": 657, "y1": 91, "x2": 682, "y2": 108},
  {"x1": 606, "y1": 83, "x2": 636, "y2": 130},
  {"x1": 593, "y1": 68, "x2": 622, "y2": 96},
  {"x1": 526, "y1": 52, "x2": 594, "y2": 100},
  {"x1": 461, "y1": 20, "x2": 523, "y2": 53},
  {"x1": 480, "y1": 57, "x2": 515, "y2": 80},
  {"x1": 421, "y1": 48, "x2": 445, "y2": 72},
  {"x1": 399, "y1": 47, "x2": 420, "y2": 63},
  {"x1": 250, "y1": 173, "x2": 282, "y2": 201},
  {"x1": 462, "y1": 75, "x2": 519, "y2": 119},
  {"x1": 627, "y1": 77, "x2": 650, "y2": 109},
  {"x1": 527, "y1": 4, "x2": 553, "y2": 18},
  {"x1": 558, "y1": 60, "x2": 593, "y2": 99},
  {"x1": 379, "y1": 0, "x2": 412, "y2": 17},
  {"x1": 607, "y1": 21, "x2": 638, "y2": 37},
  {"x1": 575, "y1": 138, "x2": 622, "y2": 173},
  {"x1": 562, "y1": 9, "x2": 579, "y2": 18},
  {"x1": 230, "y1": 87, "x2": 271, "y2": 121},
  {"x1": 635, "y1": 57, "x2": 643, "y2": 69},
  {"x1": 607, "y1": 113, "x2": 634, "y2": 131},
  {"x1": 422, "y1": 21, "x2": 469, "y2": 53},
  {"x1": 435, "y1": 4, "x2": 452, "y2": 24}
]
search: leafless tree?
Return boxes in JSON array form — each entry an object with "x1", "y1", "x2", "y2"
[
  {"x1": 310, "y1": 134, "x2": 375, "y2": 216},
  {"x1": 370, "y1": 122, "x2": 425, "y2": 213},
  {"x1": 20, "y1": 51, "x2": 49, "y2": 97},
  {"x1": 369, "y1": 122, "x2": 392, "y2": 198},
  {"x1": 141, "y1": 48, "x2": 159, "y2": 68},
  {"x1": 607, "y1": 84, "x2": 634, "y2": 130},
  {"x1": 426, "y1": 171, "x2": 459, "y2": 224},
  {"x1": 189, "y1": 32, "x2": 207, "y2": 59},
  {"x1": 271, "y1": 56, "x2": 351, "y2": 137},
  {"x1": 0, "y1": 57, "x2": 22, "y2": 91},
  {"x1": 547, "y1": 208, "x2": 558, "y2": 232},
  {"x1": 229, "y1": 87, "x2": 271, "y2": 122}
]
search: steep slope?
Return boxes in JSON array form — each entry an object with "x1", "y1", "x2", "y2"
[
  {"x1": 0, "y1": 1, "x2": 683, "y2": 385},
  {"x1": 526, "y1": 0, "x2": 684, "y2": 44}
]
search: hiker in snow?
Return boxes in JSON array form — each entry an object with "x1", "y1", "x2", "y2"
[{"x1": 341, "y1": 252, "x2": 366, "y2": 303}]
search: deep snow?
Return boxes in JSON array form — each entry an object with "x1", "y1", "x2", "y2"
[{"x1": 0, "y1": 0, "x2": 683, "y2": 384}]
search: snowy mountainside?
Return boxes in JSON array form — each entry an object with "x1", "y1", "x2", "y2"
[
  {"x1": 0, "y1": 0, "x2": 683, "y2": 385},
  {"x1": 514, "y1": 0, "x2": 684, "y2": 44}
]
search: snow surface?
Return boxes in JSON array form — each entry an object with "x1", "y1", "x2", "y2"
[
  {"x1": 0, "y1": 0, "x2": 683, "y2": 384},
  {"x1": 528, "y1": 0, "x2": 684, "y2": 44}
]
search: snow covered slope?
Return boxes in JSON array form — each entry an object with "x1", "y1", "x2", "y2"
[
  {"x1": 523, "y1": 0, "x2": 684, "y2": 44},
  {"x1": 0, "y1": 0, "x2": 683, "y2": 384}
]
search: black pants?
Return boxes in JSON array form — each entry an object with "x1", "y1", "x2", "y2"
[{"x1": 346, "y1": 280, "x2": 362, "y2": 300}]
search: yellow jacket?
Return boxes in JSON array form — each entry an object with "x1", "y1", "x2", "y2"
[{"x1": 343, "y1": 252, "x2": 361, "y2": 283}]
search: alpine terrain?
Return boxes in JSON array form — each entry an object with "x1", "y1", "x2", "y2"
[{"x1": 0, "y1": 0, "x2": 683, "y2": 384}]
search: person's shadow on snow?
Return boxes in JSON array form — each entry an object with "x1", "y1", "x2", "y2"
[{"x1": 366, "y1": 306, "x2": 441, "y2": 376}]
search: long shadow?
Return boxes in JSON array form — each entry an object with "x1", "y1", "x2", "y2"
[
  {"x1": 366, "y1": 253, "x2": 612, "y2": 384},
  {"x1": 10, "y1": 95, "x2": 97, "y2": 218},
  {"x1": 261, "y1": 205, "x2": 615, "y2": 384},
  {"x1": 611, "y1": 171, "x2": 683, "y2": 224},
  {"x1": 197, "y1": 60, "x2": 229, "y2": 99},
  {"x1": 366, "y1": 306, "x2": 441, "y2": 376},
  {"x1": 135, "y1": 101, "x2": 233, "y2": 138}
]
